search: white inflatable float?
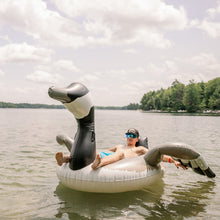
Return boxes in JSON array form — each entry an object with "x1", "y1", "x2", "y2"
[
  {"x1": 48, "y1": 82, "x2": 216, "y2": 193},
  {"x1": 56, "y1": 155, "x2": 163, "y2": 193}
]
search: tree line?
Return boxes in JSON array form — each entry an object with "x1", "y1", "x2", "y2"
[
  {"x1": 0, "y1": 102, "x2": 128, "y2": 110},
  {"x1": 1, "y1": 77, "x2": 219, "y2": 112},
  {"x1": 95, "y1": 106, "x2": 127, "y2": 110},
  {"x1": 140, "y1": 77, "x2": 220, "y2": 113},
  {"x1": 0, "y1": 102, "x2": 65, "y2": 109}
]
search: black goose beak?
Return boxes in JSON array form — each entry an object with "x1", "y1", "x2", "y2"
[{"x1": 48, "y1": 86, "x2": 71, "y2": 103}]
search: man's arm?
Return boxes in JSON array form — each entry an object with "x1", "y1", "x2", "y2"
[
  {"x1": 135, "y1": 146, "x2": 148, "y2": 155},
  {"x1": 162, "y1": 155, "x2": 187, "y2": 170}
]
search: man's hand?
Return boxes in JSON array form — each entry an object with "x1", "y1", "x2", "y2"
[{"x1": 174, "y1": 160, "x2": 188, "y2": 170}]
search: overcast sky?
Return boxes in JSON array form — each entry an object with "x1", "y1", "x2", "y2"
[{"x1": 0, "y1": 0, "x2": 219, "y2": 106}]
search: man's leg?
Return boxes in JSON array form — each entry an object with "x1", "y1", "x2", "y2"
[
  {"x1": 55, "y1": 152, "x2": 70, "y2": 166},
  {"x1": 91, "y1": 151, "x2": 125, "y2": 170}
]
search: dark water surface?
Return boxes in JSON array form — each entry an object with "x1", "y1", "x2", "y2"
[{"x1": 0, "y1": 109, "x2": 219, "y2": 219}]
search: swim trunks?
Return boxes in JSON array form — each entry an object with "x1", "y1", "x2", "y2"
[{"x1": 99, "y1": 152, "x2": 114, "y2": 159}]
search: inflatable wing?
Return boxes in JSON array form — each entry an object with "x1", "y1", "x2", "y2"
[{"x1": 144, "y1": 143, "x2": 216, "y2": 178}]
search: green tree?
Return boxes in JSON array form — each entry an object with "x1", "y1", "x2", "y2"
[
  {"x1": 139, "y1": 77, "x2": 220, "y2": 112},
  {"x1": 197, "y1": 81, "x2": 206, "y2": 109},
  {"x1": 127, "y1": 103, "x2": 139, "y2": 110},
  {"x1": 170, "y1": 80, "x2": 185, "y2": 111},
  {"x1": 183, "y1": 80, "x2": 201, "y2": 112},
  {"x1": 154, "y1": 89, "x2": 163, "y2": 110},
  {"x1": 161, "y1": 88, "x2": 172, "y2": 111},
  {"x1": 204, "y1": 77, "x2": 220, "y2": 110},
  {"x1": 140, "y1": 91, "x2": 156, "y2": 110}
]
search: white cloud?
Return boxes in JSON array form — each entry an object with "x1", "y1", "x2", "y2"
[
  {"x1": 0, "y1": 69, "x2": 4, "y2": 76},
  {"x1": 164, "y1": 60, "x2": 178, "y2": 73},
  {"x1": 190, "y1": 53, "x2": 220, "y2": 74},
  {"x1": 50, "y1": 0, "x2": 188, "y2": 48},
  {"x1": 79, "y1": 74, "x2": 100, "y2": 82},
  {"x1": 126, "y1": 29, "x2": 172, "y2": 48},
  {"x1": 194, "y1": 2, "x2": 220, "y2": 38},
  {"x1": 189, "y1": 19, "x2": 200, "y2": 27},
  {"x1": 52, "y1": 0, "x2": 187, "y2": 29},
  {"x1": 199, "y1": 20, "x2": 220, "y2": 38},
  {"x1": 0, "y1": 34, "x2": 10, "y2": 43},
  {"x1": 54, "y1": 60, "x2": 81, "y2": 73},
  {"x1": 122, "y1": 80, "x2": 165, "y2": 93},
  {"x1": 0, "y1": 0, "x2": 188, "y2": 49},
  {"x1": 103, "y1": 53, "x2": 220, "y2": 97},
  {"x1": 26, "y1": 70, "x2": 62, "y2": 84},
  {"x1": 206, "y1": 1, "x2": 220, "y2": 19},
  {"x1": 159, "y1": 53, "x2": 220, "y2": 84},
  {"x1": 0, "y1": 43, "x2": 52, "y2": 63},
  {"x1": 123, "y1": 48, "x2": 137, "y2": 54},
  {"x1": 0, "y1": 0, "x2": 84, "y2": 48},
  {"x1": 78, "y1": 69, "x2": 128, "y2": 85}
]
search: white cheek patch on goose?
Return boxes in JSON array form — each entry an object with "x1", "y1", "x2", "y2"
[{"x1": 64, "y1": 93, "x2": 93, "y2": 119}]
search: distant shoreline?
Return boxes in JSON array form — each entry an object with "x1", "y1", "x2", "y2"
[
  {"x1": 0, "y1": 101, "x2": 126, "y2": 110},
  {"x1": 0, "y1": 102, "x2": 65, "y2": 109},
  {"x1": 1, "y1": 102, "x2": 219, "y2": 115},
  {"x1": 0, "y1": 105, "x2": 219, "y2": 116},
  {"x1": 141, "y1": 110, "x2": 220, "y2": 116}
]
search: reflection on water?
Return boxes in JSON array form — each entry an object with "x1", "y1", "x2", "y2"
[
  {"x1": 148, "y1": 181, "x2": 215, "y2": 220},
  {"x1": 54, "y1": 180, "x2": 215, "y2": 220},
  {"x1": 54, "y1": 179, "x2": 164, "y2": 220}
]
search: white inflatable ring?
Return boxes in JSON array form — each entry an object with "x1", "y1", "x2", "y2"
[{"x1": 56, "y1": 155, "x2": 164, "y2": 193}]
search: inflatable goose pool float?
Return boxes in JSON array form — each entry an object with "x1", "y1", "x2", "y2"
[{"x1": 48, "y1": 82, "x2": 215, "y2": 193}]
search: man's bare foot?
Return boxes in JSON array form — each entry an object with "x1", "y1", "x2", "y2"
[
  {"x1": 91, "y1": 154, "x2": 101, "y2": 170},
  {"x1": 63, "y1": 155, "x2": 70, "y2": 163},
  {"x1": 56, "y1": 152, "x2": 64, "y2": 166}
]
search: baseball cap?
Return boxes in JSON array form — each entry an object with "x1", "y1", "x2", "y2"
[{"x1": 125, "y1": 128, "x2": 139, "y2": 138}]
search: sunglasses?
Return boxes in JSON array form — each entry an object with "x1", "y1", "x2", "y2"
[{"x1": 126, "y1": 134, "x2": 137, "y2": 139}]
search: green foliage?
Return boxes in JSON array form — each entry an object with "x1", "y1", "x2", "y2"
[
  {"x1": 140, "y1": 91, "x2": 155, "y2": 110},
  {"x1": 127, "y1": 103, "x2": 140, "y2": 110},
  {"x1": 140, "y1": 77, "x2": 220, "y2": 113},
  {"x1": 183, "y1": 80, "x2": 201, "y2": 112},
  {"x1": 95, "y1": 106, "x2": 127, "y2": 110},
  {"x1": 204, "y1": 77, "x2": 220, "y2": 110},
  {"x1": 170, "y1": 80, "x2": 185, "y2": 111},
  {"x1": 160, "y1": 88, "x2": 171, "y2": 111},
  {"x1": 0, "y1": 102, "x2": 65, "y2": 109}
]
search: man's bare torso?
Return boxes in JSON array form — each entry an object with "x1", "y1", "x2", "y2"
[{"x1": 113, "y1": 145, "x2": 148, "y2": 158}]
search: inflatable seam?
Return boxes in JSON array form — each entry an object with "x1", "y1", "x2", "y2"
[{"x1": 57, "y1": 165, "x2": 162, "y2": 182}]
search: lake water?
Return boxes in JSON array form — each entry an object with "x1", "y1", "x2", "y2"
[{"x1": 0, "y1": 109, "x2": 219, "y2": 219}]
